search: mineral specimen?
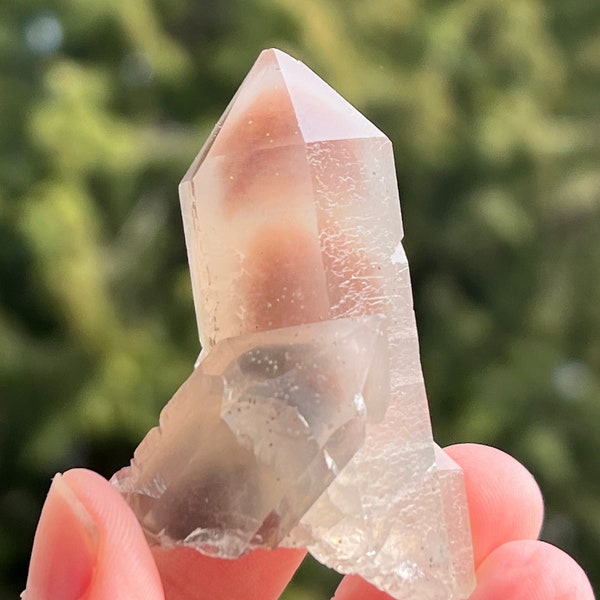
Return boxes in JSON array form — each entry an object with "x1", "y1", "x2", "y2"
[{"x1": 113, "y1": 49, "x2": 475, "y2": 599}]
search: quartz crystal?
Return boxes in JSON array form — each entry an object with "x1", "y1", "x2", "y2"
[
  {"x1": 114, "y1": 316, "x2": 388, "y2": 555},
  {"x1": 113, "y1": 49, "x2": 475, "y2": 599}
]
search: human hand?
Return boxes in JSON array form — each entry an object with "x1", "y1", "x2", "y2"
[{"x1": 23, "y1": 443, "x2": 594, "y2": 600}]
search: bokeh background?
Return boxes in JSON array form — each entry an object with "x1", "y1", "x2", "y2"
[{"x1": 1, "y1": 0, "x2": 599, "y2": 597}]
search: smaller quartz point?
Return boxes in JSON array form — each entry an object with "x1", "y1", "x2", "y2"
[{"x1": 113, "y1": 315, "x2": 389, "y2": 556}]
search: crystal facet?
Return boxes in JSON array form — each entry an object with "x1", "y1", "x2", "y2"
[{"x1": 113, "y1": 49, "x2": 475, "y2": 599}]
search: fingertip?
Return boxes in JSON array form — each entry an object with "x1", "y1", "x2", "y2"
[
  {"x1": 63, "y1": 468, "x2": 164, "y2": 600},
  {"x1": 472, "y1": 540, "x2": 595, "y2": 600},
  {"x1": 24, "y1": 473, "x2": 99, "y2": 600},
  {"x1": 26, "y1": 469, "x2": 163, "y2": 600},
  {"x1": 445, "y1": 443, "x2": 544, "y2": 567}
]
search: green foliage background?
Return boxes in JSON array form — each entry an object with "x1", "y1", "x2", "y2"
[{"x1": 1, "y1": 0, "x2": 599, "y2": 597}]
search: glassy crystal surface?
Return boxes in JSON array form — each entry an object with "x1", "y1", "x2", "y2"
[
  {"x1": 118, "y1": 48, "x2": 475, "y2": 599},
  {"x1": 113, "y1": 316, "x2": 388, "y2": 556}
]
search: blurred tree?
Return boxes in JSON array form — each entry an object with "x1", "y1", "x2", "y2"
[{"x1": 0, "y1": 0, "x2": 598, "y2": 597}]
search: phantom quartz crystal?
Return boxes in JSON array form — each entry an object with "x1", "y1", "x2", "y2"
[{"x1": 112, "y1": 49, "x2": 475, "y2": 599}]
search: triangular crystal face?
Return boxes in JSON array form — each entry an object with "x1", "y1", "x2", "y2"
[
  {"x1": 180, "y1": 49, "x2": 301, "y2": 186},
  {"x1": 120, "y1": 49, "x2": 475, "y2": 600},
  {"x1": 272, "y1": 48, "x2": 385, "y2": 143}
]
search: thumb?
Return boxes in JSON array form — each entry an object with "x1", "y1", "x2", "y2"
[{"x1": 24, "y1": 468, "x2": 164, "y2": 600}]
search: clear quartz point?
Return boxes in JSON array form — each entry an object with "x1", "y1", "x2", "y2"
[
  {"x1": 113, "y1": 315, "x2": 388, "y2": 556},
  {"x1": 114, "y1": 48, "x2": 475, "y2": 599}
]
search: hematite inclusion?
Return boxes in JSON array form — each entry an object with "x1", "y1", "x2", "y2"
[{"x1": 112, "y1": 49, "x2": 475, "y2": 600}]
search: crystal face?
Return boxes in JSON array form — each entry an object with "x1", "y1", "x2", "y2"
[{"x1": 113, "y1": 49, "x2": 475, "y2": 599}]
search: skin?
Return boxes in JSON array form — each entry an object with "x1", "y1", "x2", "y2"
[{"x1": 23, "y1": 443, "x2": 595, "y2": 600}]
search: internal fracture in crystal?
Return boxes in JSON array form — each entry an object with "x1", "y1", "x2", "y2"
[{"x1": 113, "y1": 49, "x2": 475, "y2": 600}]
